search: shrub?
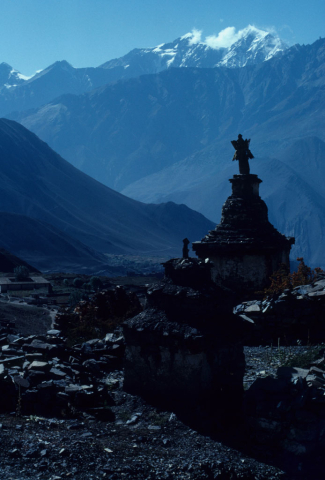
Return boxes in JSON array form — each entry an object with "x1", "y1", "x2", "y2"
[
  {"x1": 69, "y1": 290, "x2": 88, "y2": 307},
  {"x1": 265, "y1": 258, "x2": 324, "y2": 296},
  {"x1": 83, "y1": 282, "x2": 92, "y2": 292},
  {"x1": 14, "y1": 265, "x2": 30, "y2": 281},
  {"x1": 89, "y1": 276, "x2": 102, "y2": 291},
  {"x1": 62, "y1": 287, "x2": 142, "y2": 344},
  {"x1": 73, "y1": 278, "x2": 83, "y2": 288},
  {"x1": 281, "y1": 345, "x2": 324, "y2": 368}
]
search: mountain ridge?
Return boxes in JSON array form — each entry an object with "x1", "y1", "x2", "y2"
[
  {"x1": 0, "y1": 26, "x2": 287, "y2": 117},
  {"x1": 11, "y1": 38, "x2": 325, "y2": 192}
]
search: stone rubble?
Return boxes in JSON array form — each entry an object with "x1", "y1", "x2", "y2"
[
  {"x1": 0, "y1": 326, "x2": 125, "y2": 419},
  {"x1": 235, "y1": 276, "x2": 325, "y2": 344},
  {"x1": 0, "y1": 320, "x2": 289, "y2": 479},
  {"x1": 244, "y1": 352, "x2": 325, "y2": 475},
  {"x1": 0, "y1": 273, "x2": 324, "y2": 477}
]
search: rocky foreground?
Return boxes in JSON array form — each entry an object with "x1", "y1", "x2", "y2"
[
  {"x1": 0, "y1": 272, "x2": 325, "y2": 479},
  {"x1": 0, "y1": 320, "x2": 324, "y2": 479}
]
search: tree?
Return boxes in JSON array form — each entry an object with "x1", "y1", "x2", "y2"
[
  {"x1": 83, "y1": 282, "x2": 92, "y2": 292},
  {"x1": 63, "y1": 279, "x2": 69, "y2": 287},
  {"x1": 89, "y1": 276, "x2": 102, "y2": 291},
  {"x1": 73, "y1": 278, "x2": 83, "y2": 288},
  {"x1": 69, "y1": 290, "x2": 86, "y2": 307},
  {"x1": 14, "y1": 266, "x2": 30, "y2": 281}
]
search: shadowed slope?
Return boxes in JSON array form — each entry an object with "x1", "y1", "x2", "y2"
[{"x1": 0, "y1": 119, "x2": 214, "y2": 264}]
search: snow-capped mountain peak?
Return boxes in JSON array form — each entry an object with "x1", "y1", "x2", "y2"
[
  {"x1": 214, "y1": 26, "x2": 288, "y2": 67},
  {"x1": 176, "y1": 25, "x2": 287, "y2": 67},
  {"x1": 100, "y1": 25, "x2": 288, "y2": 73},
  {"x1": 0, "y1": 62, "x2": 30, "y2": 89}
]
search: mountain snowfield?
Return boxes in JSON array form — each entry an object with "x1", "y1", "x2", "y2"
[
  {"x1": 100, "y1": 25, "x2": 287, "y2": 71},
  {"x1": 2, "y1": 27, "x2": 325, "y2": 269}
]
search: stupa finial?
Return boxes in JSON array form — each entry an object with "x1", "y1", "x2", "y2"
[{"x1": 231, "y1": 134, "x2": 254, "y2": 175}]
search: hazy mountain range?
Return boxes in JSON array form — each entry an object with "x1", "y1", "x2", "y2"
[
  {"x1": 0, "y1": 26, "x2": 286, "y2": 118},
  {"x1": 0, "y1": 119, "x2": 214, "y2": 272},
  {"x1": 1, "y1": 27, "x2": 325, "y2": 269}
]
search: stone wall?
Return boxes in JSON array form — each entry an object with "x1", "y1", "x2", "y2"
[
  {"x1": 210, "y1": 250, "x2": 293, "y2": 295},
  {"x1": 235, "y1": 276, "x2": 325, "y2": 344},
  {"x1": 123, "y1": 260, "x2": 245, "y2": 431},
  {"x1": 244, "y1": 361, "x2": 325, "y2": 464},
  {"x1": 123, "y1": 307, "x2": 244, "y2": 431},
  {"x1": 210, "y1": 253, "x2": 268, "y2": 292}
]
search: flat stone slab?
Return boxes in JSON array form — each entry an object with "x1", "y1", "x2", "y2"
[
  {"x1": 28, "y1": 361, "x2": 50, "y2": 371},
  {"x1": 239, "y1": 314, "x2": 254, "y2": 324},
  {"x1": 0, "y1": 356, "x2": 25, "y2": 367},
  {"x1": 25, "y1": 353, "x2": 44, "y2": 360},
  {"x1": 245, "y1": 305, "x2": 261, "y2": 313},
  {"x1": 47, "y1": 330, "x2": 61, "y2": 336},
  {"x1": 50, "y1": 368, "x2": 67, "y2": 378},
  {"x1": 277, "y1": 367, "x2": 309, "y2": 379}
]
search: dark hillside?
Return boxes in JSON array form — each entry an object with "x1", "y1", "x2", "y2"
[
  {"x1": 0, "y1": 212, "x2": 109, "y2": 273},
  {"x1": 0, "y1": 246, "x2": 39, "y2": 274},
  {"x1": 0, "y1": 119, "x2": 214, "y2": 267}
]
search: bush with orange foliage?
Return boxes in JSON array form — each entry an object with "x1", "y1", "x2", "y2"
[
  {"x1": 264, "y1": 257, "x2": 324, "y2": 296},
  {"x1": 56, "y1": 286, "x2": 142, "y2": 344}
]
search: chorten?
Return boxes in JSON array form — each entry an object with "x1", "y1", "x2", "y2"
[{"x1": 193, "y1": 135, "x2": 295, "y2": 294}]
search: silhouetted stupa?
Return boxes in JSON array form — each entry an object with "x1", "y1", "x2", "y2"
[{"x1": 193, "y1": 135, "x2": 295, "y2": 294}]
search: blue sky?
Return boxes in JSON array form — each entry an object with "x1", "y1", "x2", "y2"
[{"x1": 1, "y1": 0, "x2": 324, "y2": 75}]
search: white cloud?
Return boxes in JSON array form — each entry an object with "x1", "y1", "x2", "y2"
[
  {"x1": 185, "y1": 25, "x2": 276, "y2": 50},
  {"x1": 205, "y1": 27, "x2": 242, "y2": 49},
  {"x1": 188, "y1": 28, "x2": 202, "y2": 45},
  {"x1": 204, "y1": 25, "x2": 271, "y2": 49}
]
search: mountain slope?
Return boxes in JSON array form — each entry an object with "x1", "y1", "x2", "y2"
[
  {"x1": 0, "y1": 212, "x2": 110, "y2": 273},
  {"x1": 0, "y1": 62, "x2": 28, "y2": 88},
  {"x1": 0, "y1": 61, "x2": 125, "y2": 117},
  {"x1": 11, "y1": 67, "x2": 243, "y2": 189},
  {"x1": 0, "y1": 26, "x2": 286, "y2": 118},
  {"x1": 0, "y1": 245, "x2": 39, "y2": 274},
  {"x1": 11, "y1": 38, "x2": 325, "y2": 194},
  {"x1": 0, "y1": 119, "x2": 214, "y2": 267}
]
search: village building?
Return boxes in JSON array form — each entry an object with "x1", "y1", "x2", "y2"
[{"x1": 0, "y1": 276, "x2": 51, "y2": 294}]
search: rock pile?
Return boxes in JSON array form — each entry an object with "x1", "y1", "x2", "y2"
[
  {"x1": 55, "y1": 286, "x2": 142, "y2": 340},
  {"x1": 235, "y1": 276, "x2": 325, "y2": 344},
  {"x1": 0, "y1": 327, "x2": 124, "y2": 419},
  {"x1": 245, "y1": 353, "x2": 325, "y2": 462}
]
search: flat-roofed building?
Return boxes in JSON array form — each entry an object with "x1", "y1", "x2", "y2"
[{"x1": 0, "y1": 276, "x2": 51, "y2": 294}]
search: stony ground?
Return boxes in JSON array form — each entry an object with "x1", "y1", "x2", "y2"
[
  {"x1": 0, "y1": 345, "x2": 322, "y2": 480},
  {"x1": 244, "y1": 345, "x2": 319, "y2": 388},
  {"x1": 0, "y1": 372, "x2": 284, "y2": 480},
  {"x1": 0, "y1": 296, "x2": 53, "y2": 335},
  {"x1": 0, "y1": 290, "x2": 323, "y2": 479}
]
